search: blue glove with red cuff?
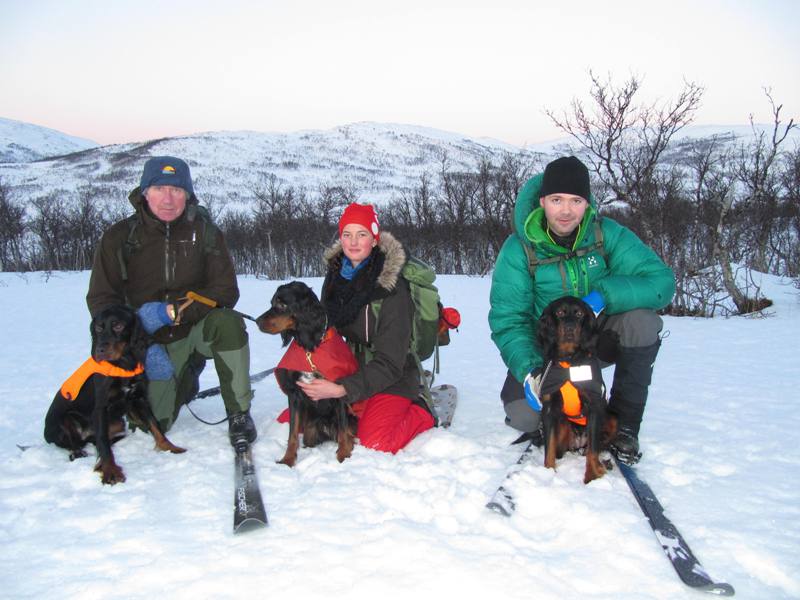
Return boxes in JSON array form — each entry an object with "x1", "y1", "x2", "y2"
[
  {"x1": 138, "y1": 302, "x2": 174, "y2": 334},
  {"x1": 581, "y1": 290, "x2": 605, "y2": 317}
]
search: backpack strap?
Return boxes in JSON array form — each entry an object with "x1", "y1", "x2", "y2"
[
  {"x1": 116, "y1": 214, "x2": 141, "y2": 284},
  {"x1": 512, "y1": 216, "x2": 606, "y2": 282},
  {"x1": 116, "y1": 206, "x2": 220, "y2": 283}
]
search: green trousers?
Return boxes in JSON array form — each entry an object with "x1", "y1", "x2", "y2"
[{"x1": 148, "y1": 309, "x2": 254, "y2": 432}]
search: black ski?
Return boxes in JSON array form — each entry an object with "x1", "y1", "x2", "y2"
[
  {"x1": 485, "y1": 437, "x2": 539, "y2": 516},
  {"x1": 615, "y1": 457, "x2": 734, "y2": 596},
  {"x1": 233, "y1": 441, "x2": 268, "y2": 533}
]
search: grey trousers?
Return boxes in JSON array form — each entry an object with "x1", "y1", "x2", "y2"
[{"x1": 501, "y1": 309, "x2": 663, "y2": 433}]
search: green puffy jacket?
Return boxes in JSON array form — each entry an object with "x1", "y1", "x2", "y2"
[{"x1": 488, "y1": 172, "x2": 675, "y2": 383}]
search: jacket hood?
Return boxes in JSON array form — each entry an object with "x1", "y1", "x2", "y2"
[{"x1": 323, "y1": 231, "x2": 406, "y2": 291}]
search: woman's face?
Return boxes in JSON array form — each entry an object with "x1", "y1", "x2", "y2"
[{"x1": 340, "y1": 223, "x2": 376, "y2": 266}]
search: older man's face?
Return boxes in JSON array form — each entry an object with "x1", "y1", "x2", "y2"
[{"x1": 144, "y1": 185, "x2": 187, "y2": 222}]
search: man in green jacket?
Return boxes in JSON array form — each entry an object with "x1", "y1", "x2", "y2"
[
  {"x1": 87, "y1": 156, "x2": 256, "y2": 447},
  {"x1": 488, "y1": 156, "x2": 675, "y2": 463}
]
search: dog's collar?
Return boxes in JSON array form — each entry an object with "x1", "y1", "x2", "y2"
[
  {"x1": 60, "y1": 357, "x2": 145, "y2": 401},
  {"x1": 305, "y1": 327, "x2": 336, "y2": 372}
]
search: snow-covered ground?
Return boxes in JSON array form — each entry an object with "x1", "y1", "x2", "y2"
[{"x1": 1, "y1": 271, "x2": 798, "y2": 599}]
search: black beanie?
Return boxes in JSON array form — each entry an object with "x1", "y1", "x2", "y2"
[{"x1": 540, "y1": 156, "x2": 590, "y2": 200}]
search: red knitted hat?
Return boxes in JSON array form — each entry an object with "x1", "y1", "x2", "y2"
[{"x1": 338, "y1": 203, "x2": 380, "y2": 240}]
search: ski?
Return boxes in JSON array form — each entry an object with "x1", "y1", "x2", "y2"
[
  {"x1": 485, "y1": 436, "x2": 540, "y2": 516},
  {"x1": 615, "y1": 457, "x2": 734, "y2": 596},
  {"x1": 431, "y1": 384, "x2": 458, "y2": 428},
  {"x1": 195, "y1": 367, "x2": 275, "y2": 400},
  {"x1": 233, "y1": 441, "x2": 268, "y2": 533}
]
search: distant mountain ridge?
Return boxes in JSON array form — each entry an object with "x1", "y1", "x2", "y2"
[
  {"x1": 1, "y1": 119, "x2": 795, "y2": 214},
  {"x1": 0, "y1": 117, "x2": 98, "y2": 163}
]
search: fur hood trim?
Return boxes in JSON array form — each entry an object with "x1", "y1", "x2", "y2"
[{"x1": 323, "y1": 231, "x2": 406, "y2": 291}]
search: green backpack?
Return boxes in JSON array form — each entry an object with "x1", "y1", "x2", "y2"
[{"x1": 370, "y1": 256, "x2": 447, "y2": 363}]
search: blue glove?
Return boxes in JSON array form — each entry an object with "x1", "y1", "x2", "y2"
[
  {"x1": 581, "y1": 290, "x2": 605, "y2": 316},
  {"x1": 145, "y1": 344, "x2": 174, "y2": 380},
  {"x1": 138, "y1": 302, "x2": 174, "y2": 334},
  {"x1": 523, "y1": 369, "x2": 543, "y2": 412}
]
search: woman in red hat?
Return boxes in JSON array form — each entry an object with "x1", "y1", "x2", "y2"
[{"x1": 295, "y1": 202, "x2": 435, "y2": 453}]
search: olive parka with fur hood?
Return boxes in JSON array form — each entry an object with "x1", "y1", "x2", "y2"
[
  {"x1": 489, "y1": 172, "x2": 676, "y2": 383},
  {"x1": 320, "y1": 232, "x2": 420, "y2": 405}
]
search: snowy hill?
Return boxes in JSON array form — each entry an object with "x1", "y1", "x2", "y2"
[
  {"x1": 0, "y1": 122, "x2": 549, "y2": 210},
  {"x1": 3, "y1": 120, "x2": 794, "y2": 214},
  {"x1": 0, "y1": 117, "x2": 98, "y2": 163},
  {"x1": 2, "y1": 270, "x2": 799, "y2": 599}
]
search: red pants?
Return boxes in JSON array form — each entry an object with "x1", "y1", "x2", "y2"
[{"x1": 276, "y1": 392, "x2": 434, "y2": 454}]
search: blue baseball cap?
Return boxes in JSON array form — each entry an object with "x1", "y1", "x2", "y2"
[{"x1": 140, "y1": 156, "x2": 194, "y2": 197}]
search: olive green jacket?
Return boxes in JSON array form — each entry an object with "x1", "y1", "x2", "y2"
[{"x1": 87, "y1": 187, "x2": 239, "y2": 344}]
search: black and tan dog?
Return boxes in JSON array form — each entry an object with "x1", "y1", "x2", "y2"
[
  {"x1": 44, "y1": 305, "x2": 185, "y2": 484},
  {"x1": 537, "y1": 296, "x2": 611, "y2": 484},
  {"x1": 256, "y1": 281, "x2": 360, "y2": 467}
]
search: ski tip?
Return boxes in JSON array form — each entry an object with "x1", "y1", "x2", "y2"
[
  {"x1": 698, "y1": 581, "x2": 735, "y2": 596},
  {"x1": 485, "y1": 501, "x2": 512, "y2": 517},
  {"x1": 233, "y1": 517, "x2": 269, "y2": 534}
]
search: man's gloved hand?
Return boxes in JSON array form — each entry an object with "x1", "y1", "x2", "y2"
[
  {"x1": 145, "y1": 344, "x2": 174, "y2": 380},
  {"x1": 581, "y1": 290, "x2": 605, "y2": 317},
  {"x1": 138, "y1": 302, "x2": 174, "y2": 334},
  {"x1": 524, "y1": 368, "x2": 543, "y2": 412}
]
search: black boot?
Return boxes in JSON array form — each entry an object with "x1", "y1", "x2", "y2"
[
  {"x1": 608, "y1": 340, "x2": 661, "y2": 464},
  {"x1": 228, "y1": 409, "x2": 257, "y2": 447}
]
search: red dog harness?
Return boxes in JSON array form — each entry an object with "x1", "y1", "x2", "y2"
[
  {"x1": 60, "y1": 357, "x2": 145, "y2": 401},
  {"x1": 275, "y1": 328, "x2": 359, "y2": 392}
]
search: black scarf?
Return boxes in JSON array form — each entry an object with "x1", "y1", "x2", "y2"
[{"x1": 322, "y1": 248, "x2": 386, "y2": 329}]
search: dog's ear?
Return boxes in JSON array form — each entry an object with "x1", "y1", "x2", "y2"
[
  {"x1": 578, "y1": 302, "x2": 598, "y2": 354},
  {"x1": 536, "y1": 304, "x2": 558, "y2": 358},
  {"x1": 130, "y1": 312, "x2": 150, "y2": 365},
  {"x1": 295, "y1": 288, "x2": 327, "y2": 351},
  {"x1": 90, "y1": 314, "x2": 99, "y2": 357}
]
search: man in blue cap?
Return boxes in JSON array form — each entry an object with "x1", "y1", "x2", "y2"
[{"x1": 87, "y1": 156, "x2": 256, "y2": 446}]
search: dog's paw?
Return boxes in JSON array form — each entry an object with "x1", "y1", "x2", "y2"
[
  {"x1": 68, "y1": 449, "x2": 88, "y2": 461},
  {"x1": 95, "y1": 461, "x2": 126, "y2": 485},
  {"x1": 277, "y1": 455, "x2": 297, "y2": 468}
]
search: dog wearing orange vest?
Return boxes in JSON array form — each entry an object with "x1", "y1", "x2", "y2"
[
  {"x1": 537, "y1": 296, "x2": 611, "y2": 484},
  {"x1": 257, "y1": 282, "x2": 360, "y2": 466},
  {"x1": 44, "y1": 305, "x2": 185, "y2": 484}
]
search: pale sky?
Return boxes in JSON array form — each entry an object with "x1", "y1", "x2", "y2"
[{"x1": 1, "y1": 0, "x2": 797, "y2": 147}]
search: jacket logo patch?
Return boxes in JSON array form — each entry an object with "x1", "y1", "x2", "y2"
[{"x1": 586, "y1": 255, "x2": 599, "y2": 268}]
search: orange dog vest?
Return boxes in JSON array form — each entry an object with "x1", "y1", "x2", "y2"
[
  {"x1": 60, "y1": 358, "x2": 145, "y2": 401},
  {"x1": 557, "y1": 361, "x2": 587, "y2": 426}
]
